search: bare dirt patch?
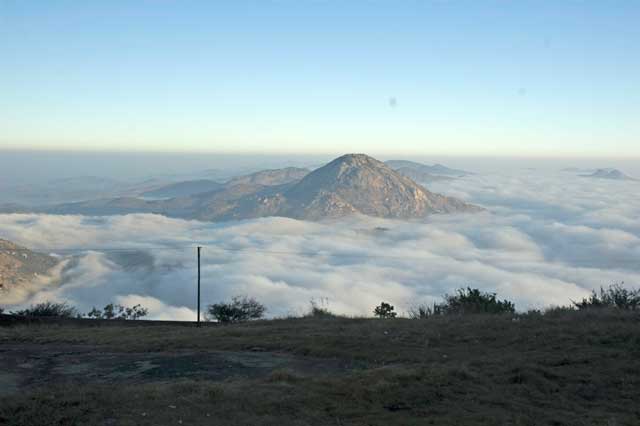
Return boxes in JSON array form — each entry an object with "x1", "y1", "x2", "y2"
[{"x1": 0, "y1": 343, "x2": 361, "y2": 396}]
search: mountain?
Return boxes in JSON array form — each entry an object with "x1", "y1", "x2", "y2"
[
  {"x1": 189, "y1": 154, "x2": 482, "y2": 221},
  {"x1": 385, "y1": 160, "x2": 470, "y2": 178},
  {"x1": 226, "y1": 167, "x2": 310, "y2": 187},
  {"x1": 582, "y1": 169, "x2": 637, "y2": 181},
  {"x1": 24, "y1": 154, "x2": 483, "y2": 221},
  {"x1": 140, "y1": 180, "x2": 224, "y2": 198},
  {"x1": 0, "y1": 239, "x2": 59, "y2": 292}
]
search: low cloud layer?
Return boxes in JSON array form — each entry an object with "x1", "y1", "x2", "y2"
[{"x1": 1, "y1": 170, "x2": 639, "y2": 319}]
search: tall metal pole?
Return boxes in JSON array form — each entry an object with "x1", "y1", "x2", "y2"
[{"x1": 197, "y1": 246, "x2": 201, "y2": 327}]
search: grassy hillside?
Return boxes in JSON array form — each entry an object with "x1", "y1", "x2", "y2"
[{"x1": 1, "y1": 309, "x2": 639, "y2": 425}]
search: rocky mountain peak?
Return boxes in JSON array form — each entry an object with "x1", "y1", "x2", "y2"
[{"x1": 280, "y1": 153, "x2": 483, "y2": 219}]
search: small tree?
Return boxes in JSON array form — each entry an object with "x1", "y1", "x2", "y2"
[
  {"x1": 374, "y1": 302, "x2": 397, "y2": 319},
  {"x1": 86, "y1": 303, "x2": 149, "y2": 320},
  {"x1": 573, "y1": 283, "x2": 640, "y2": 311},
  {"x1": 12, "y1": 301, "x2": 80, "y2": 318},
  {"x1": 207, "y1": 296, "x2": 266, "y2": 324}
]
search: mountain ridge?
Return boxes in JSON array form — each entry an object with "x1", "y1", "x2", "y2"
[
  {"x1": 190, "y1": 154, "x2": 483, "y2": 221},
  {"x1": 6, "y1": 154, "x2": 483, "y2": 221}
]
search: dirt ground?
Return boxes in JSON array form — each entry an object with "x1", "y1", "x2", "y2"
[{"x1": 0, "y1": 343, "x2": 360, "y2": 397}]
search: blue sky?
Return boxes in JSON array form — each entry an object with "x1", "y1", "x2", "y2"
[{"x1": 1, "y1": 0, "x2": 638, "y2": 156}]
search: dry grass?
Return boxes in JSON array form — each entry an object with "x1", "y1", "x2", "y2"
[{"x1": 1, "y1": 309, "x2": 640, "y2": 425}]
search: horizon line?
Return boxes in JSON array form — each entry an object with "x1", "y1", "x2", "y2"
[{"x1": 1, "y1": 147, "x2": 639, "y2": 160}]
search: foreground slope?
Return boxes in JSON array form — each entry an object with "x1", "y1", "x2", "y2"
[{"x1": 1, "y1": 310, "x2": 638, "y2": 425}]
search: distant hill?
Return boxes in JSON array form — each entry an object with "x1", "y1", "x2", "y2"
[
  {"x1": 226, "y1": 167, "x2": 310, "y2": 187},
  {"x1": 44, "y1": 197, "x2": 159, "y2": 216},
  {"x1": 385, "y1": 160, "x2": 470, "y2": 179},
  {"x1": 138, "y1": 168, "x2": 308, "y2": 199},
  {"x1": 561, "y1": 167, "x2": 596, "y2": 173},
  {"x1": 49, "y1": 176, "x2": 122, "y2": 189},
  {"x1": 0, "y1": 239, "x2": 58, "y2": 292},
  {"x1": 582, "y1": 169, "x2": 637, "y2": 181},
  {"x1": 391, "y1": 167, "x2": 455, "y2": 183},
  {"x1": 141, "y1": 180, "x2": 224, "y2": 198},
  {"x1": 22, "y1": 154, "x2": 483, "y2": 221}
]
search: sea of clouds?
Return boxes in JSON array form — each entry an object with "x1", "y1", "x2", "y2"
[{"x1": 1, "y1": 169, "x2": 639, "y2": 319}]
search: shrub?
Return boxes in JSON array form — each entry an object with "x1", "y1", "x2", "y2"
[
  {"x1": 440, "y1": 288, "x2": 515, "y2": 315},
  {"x1": 86, "y1": 303, "x2": 149, "y2": 320},
  {"x1": 374, "y1": 302, "x2": 397, "y2": 318},
  {"x1": 306, "y1": 297, "x2": 335, "y2": 318},
  {"x1": 0, "y1": 307, "x2": 4, "y2": 315},
  {"x1": 207, "y1": 296, "x2": 266, "y2": 324},
  {"x1": 408, "y1": 303, "x2": 444, "y2": 319},
  {"x1": 573, "y1": 283, "x2": 640, "y2": 311},
  {"x1": 415, "y1": 287, "x2": 515, "y2": 316},
  {"x1": 12, "y1": 301, "x2": 80, "y2": 318}
]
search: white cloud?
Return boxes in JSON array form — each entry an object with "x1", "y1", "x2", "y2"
[{"x1": 1, "y1": 170, "x2": 640, "y2": 318}]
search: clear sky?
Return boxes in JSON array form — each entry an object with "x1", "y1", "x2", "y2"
[{"x1": 1, "y1": 0, "x2": 639, "y2": 156}]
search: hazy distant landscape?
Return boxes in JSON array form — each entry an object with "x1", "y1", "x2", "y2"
[{"x1": 2, "y1": 152, "x2": 638, "y2": 319}]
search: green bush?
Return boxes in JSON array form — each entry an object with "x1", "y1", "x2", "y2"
[
  {"x1": 374, "y1": 302, "x2": 397, "y2": 318},
  {"x1": 12, "y1": 301, "x2": 80, "y2": 318},
  {"x1": 440, "y1": 288, "x2": 515, "y2": 315},
  {"x1": 86, "y1": 303, "x2": 149, "y2": 320},
  {"x1": 573, "y1": 283, "x2": 640, "y2": 310},
  {"x1": 207, "y1": 296, "x2": 266, "y2": 324},
  {"x1": 411, "y1": 288, "x2": 516, "y2": 318}
]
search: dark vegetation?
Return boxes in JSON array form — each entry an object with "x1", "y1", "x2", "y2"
[
  {"x1": 573, "y1": 283, "x2": 640, "y2": 310},
  {"x1": 306, "y1": 297, "x2": 335, "y2": 318},
  {"x1": 206, "y1": 296, "x2": 266, "y2": 323},
  {"x1": 374, "y1": 302, "x2": 397, "y2": 318},
  {"x1": 5, "y1": 301, "x2": 147, "y2": 320},
  {"x1": 10, "y1": 301, "x2": 80, "y2": 318},
  {"x1": 86, "y1": 303, "x2": 149, "y2": 320},
  {"x1": 3, "y1": 284, "x2": 638, "y2": 323},
  {"x1": 410, "y1": 287, "x2": 516, "y2": 318}
]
